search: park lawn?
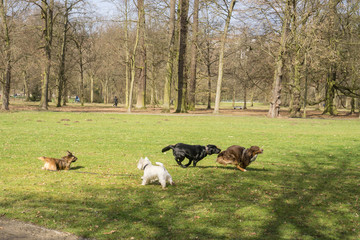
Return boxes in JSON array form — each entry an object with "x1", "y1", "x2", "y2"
[{"x1": 0, "y1": 111, "x2": 359, "y2": 240}]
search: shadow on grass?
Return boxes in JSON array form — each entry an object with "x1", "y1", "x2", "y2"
[
  {"x1": 1, "y1": 149, "x2": 359, "y2": 239},
  {"x1": 257, "y1": 150, "x2": 359, "y2": 239},
  {"x1": 69, "y1": 166, "x2": 85, "y2": 170}
]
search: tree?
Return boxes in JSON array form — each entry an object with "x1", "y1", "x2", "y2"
[
  {"x1": 175, "y1": 0, "x2": 190, "y2": 113},
  {"x1": 187, "y1": 0, "x2": 199, "y2": 110},
  {"x1": 0, "y1": 0, "x2": 12, "y2": 110},
  {"x1": 267, "y1": 0, "x2": 291, "y2": 118},
  {"x1": 55, "y1": 0, "x2": 83, "y2": 107},
  {"x1": 213, "y1": 0, "x2": 237, "y2": 114},
  {"x1": 38, "y1": 0, "x2": 55, "y2": 110},
  {"x1": 162, "y1": 0, "x2": 176, "y2": 112},
  {"x1": 135, "y1": 0, "x2": 147, "y2": 109},
  {"x1": 127, "y1": 8, "x2": 141, "y2": 112}
]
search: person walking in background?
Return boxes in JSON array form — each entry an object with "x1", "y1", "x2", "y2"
[{"x1": 113, "y1": 96, "x2": 118, "y2": 107}]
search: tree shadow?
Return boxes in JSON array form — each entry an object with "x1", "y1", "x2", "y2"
[{"x1": 256, "y1": 149, "x2": 359, "y2": 239}]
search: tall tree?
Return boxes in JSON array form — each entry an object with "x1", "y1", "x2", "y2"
[
  {"x1": 187, "y1": 0, "x2": 199, "y2": 110},
  {"x1": 267, "y1": 0, "x2": 291, "y2": 118},
  {"x1": 124, "y1": 0, "x2": 130, "y2": 108},
  {"x1": 38, "y1": 0, "x2": 54, "y2": 110},
  {"x1": 135, "y1": 0, "x2": 147, "y2": 108},
  {"x1": 213, "y1": 0, "x2": 237, "y2": 114},
  {"x1": 175, "y1": 0, "x2": 190, "y2": 113},
  {"x1": 322, "y1": 0, "x2": 340, "y2": 115},
  {"x1": 163, "y1": 0, "x2": 176, "y2": 112},
  {"x1": 127, "y1": 6, "x2": 141, "y2": 112},
  {"x1": 56, "y1": 0, "x2": 69, "y2": 107},
  {"x1": 0, "y1": 0, "x2": 11, "y2": 110}
]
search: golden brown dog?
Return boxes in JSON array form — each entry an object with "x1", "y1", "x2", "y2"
[
  {"x1": 216, "y1": 145, "x2": 263, "y2": 172},
  {"x1": 38, "y1": 151, "x2": 78, "y2": 171}
]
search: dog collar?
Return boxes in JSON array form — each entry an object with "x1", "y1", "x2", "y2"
[
  {"x1": 143, "y1": 164, "x2": 149, "y2": 170},
  {"x1": 242, "y1": 149, "x2": 247, "y2": 159}
]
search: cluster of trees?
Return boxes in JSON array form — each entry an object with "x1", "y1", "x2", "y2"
[{"x1": 0, "y1": 0, "x2": 359, "y2": 117}]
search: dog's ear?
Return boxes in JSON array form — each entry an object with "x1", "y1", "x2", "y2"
[
  {"x1": 145, "y1": 157, "x2": 149, "y2": 161},
  {"x1": 67, "y1": 151, "x2": 72, "y2": 156}
]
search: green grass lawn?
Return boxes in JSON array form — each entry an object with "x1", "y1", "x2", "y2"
[{"x1": 0, "y1": 111, "x2": 359, "y2": 240}]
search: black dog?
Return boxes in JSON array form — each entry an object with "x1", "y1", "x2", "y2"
[{"x1": 162, "y1": 143, "x2": 221, "y2": 168}]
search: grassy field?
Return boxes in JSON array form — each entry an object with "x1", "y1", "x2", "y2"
[{"x1": 0, "y1": 111, "x2": 359, "y2": 240}]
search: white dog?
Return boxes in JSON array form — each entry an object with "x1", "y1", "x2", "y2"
[{"x1": 137, "y1": 157, "x2": 174, "y2": 189}]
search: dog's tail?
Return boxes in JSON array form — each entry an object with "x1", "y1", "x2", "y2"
[
  {"x1": 161, "y1": 145, "x2": 174, "y2": 153},
  {"x1": 155, "y1": 162, "x2": 165, "y2": 169}
]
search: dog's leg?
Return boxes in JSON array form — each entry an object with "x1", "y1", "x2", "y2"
[
  {"x1": 181, "y1": 159, "x2": 192, "y2": 168},
  {"x1": 141, "y1": 177, "x2": 149, "y2": 186},
  {"x1": 193, "y1": 160, "x2": 198, "y2": 167},
  {"x1": 167, "y1": 175, "x2": 174, "y2": 186},
  {"x1": 159, "y1": 179, "x2": 167, "y2": 189},
  {"x1": 175, "y1": 157, "x2": 187, "y2": 167},
  {"x1": 236, "y1": 165, "x2": 247, "y2": 172}
]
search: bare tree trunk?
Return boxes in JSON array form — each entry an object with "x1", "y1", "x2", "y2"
[
  {"x1": 323, "y1": 67, "x2": 337, "y2": 115},
  {"x1": 23, "y1": 70, "x2": 30, "y2": 101},
  {"x1": 79, "y1": 53, "x2": 84, "y2": 106},
  {"x1": 127, "y1": 10, "x2": 141, "y2": 113},
  {"x1": 0, "y1": 0, "x2": 11, "y2": 110},
  {"x1": 323, "y1": 0, "x2": 340, "y2": 115},
  {"x1": 303, "y1": 53, "x2": 308, "y2": 118},
  {"x1": 213, "y1": 0, "x2": 236, "y2": 114},
  {"x1": 163, "y1": 0, "x2": 176, "y2": 112},
  {"x1": 90, "y1": 74, "x2": 94, "y2": 103},
  {"x1": 187, "y1": 0, "x2": 199, "y2": 111},
  {"x1": 136, "y1": 0, "x2": 146, "y2": 109},
  {"x1": 56, "y1": 0, "x2": 69, "y2": 107},
  {"x1": 175, "y1": 0, "x2": 190, "y2": 113},
  {"x1": 290, "y1": 48, "x2": 301, "y2": 117},
  {"x1": 207, "y1": 63, "x2": 211, "y2": 109},
  {"x1": 268, "y1": 0, "x2": 291, "y2": 118},
  {"x1": 62, "y1": 80, "x2": 67, "y2": 106},
  {"x1": 124, "y1": 0, "x2": 130, "y2": 108},
  {"x1": 243, "y1": 81, "x2": 247, "y2": 109},
  {"x1": 40, "y1": 0, "x2": 54, "y2": 110}
]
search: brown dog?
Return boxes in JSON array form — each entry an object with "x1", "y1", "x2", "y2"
[
  {"x1": 38, "y1": 151, "x2": 78, "y2": 171},
  {"x1": 216, "y1": 145, "x2": 263, "y2": 172}
]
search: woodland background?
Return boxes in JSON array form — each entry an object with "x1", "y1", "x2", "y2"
[{"x1": 0, "y1": 0, "x2": 359, "y2": 117}]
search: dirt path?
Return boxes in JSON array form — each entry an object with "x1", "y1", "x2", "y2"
[
  {"x1": 0, "y1": 218, "x2": 89, "y2": 240},
  {"x1": 4, "y1": 102, "x2": 360, "y2": 119}
]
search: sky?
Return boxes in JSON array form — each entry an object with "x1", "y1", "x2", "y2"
[{"x1": 87, "y1": 0, "x2": 117, "y2": 19}]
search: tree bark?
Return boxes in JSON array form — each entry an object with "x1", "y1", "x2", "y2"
[
  {"x1": 175, "y1": 0, "x2": 190, "y2": 113},
  {"x1": 124, "y1": 0, "x2": 130, "y2": 108},
  {"x1": 206, "y1": 63, "x2": 212, "y2": 110},
  {"x1": 163, "y1": 0, "x2": 176, "y2": 112},
  {"x1": 213, "y1": 0, "x2": 236, "y2": 114},
  {"x1": 0, "y1": 0, "x2": 11, "y2": 110},
  {"x1": 135, "y1": 0, "x2": 146, "y2": 109},
  {"x1": 90, "y1": 74, "x2": 94, "y2": 103},
  {"x1": 56, "y1": 0, "x2": 69, "y2": 107},
  {"x1": 323, "y1": 66, "x2": 337, "y2": 115},
  {"x1": 268, "y1": 0, "x2": 291, "y2": 118},
  {"x1": 39, "y1": 0, "x2": 54, "y2": 110},
  {"x1": 127, "y1": 9, "x2": 141, "y2": 113},
  {"x1": 187, "y1": 0, "x2": 199, "y2": 111},
  {"x1": 23, "y1": 70, "x2": 30, "y2": 101}
]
